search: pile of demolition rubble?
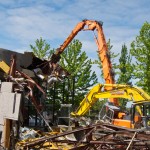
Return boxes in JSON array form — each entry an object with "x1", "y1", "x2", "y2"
[{"x1": 0, "y1": 52, "x2": 150, "y2": 150}]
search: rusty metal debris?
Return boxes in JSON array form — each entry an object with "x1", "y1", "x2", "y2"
[
  {"x1": 15, "y1": 123, "x2": 150, "y2": 149},
  {"x1": 22, "y1": 54, "x2": 70, "y2": 86},
  {"x1": 0, "y1": 53, "x2": 150, "y2": 150}
]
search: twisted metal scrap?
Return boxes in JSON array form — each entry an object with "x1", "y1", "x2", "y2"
[{"x1": 16, "y1": 123, "x2": 150, "y2": 150}]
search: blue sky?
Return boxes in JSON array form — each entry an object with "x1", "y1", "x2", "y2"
[{"x1": 0, "y1": 0, "x2": 149, "y2": 81}]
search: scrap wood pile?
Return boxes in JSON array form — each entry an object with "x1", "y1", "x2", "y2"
[{"x1": 16, "y1": 123, "x2": 150, "y2": 150}]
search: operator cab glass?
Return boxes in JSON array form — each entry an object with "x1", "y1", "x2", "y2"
[
  {"x1": 133, "y1": 102, "x2": 150, "y2": 129},
  {"x1": 99, "y1": 102, "x2": 120, "y2": 123}
]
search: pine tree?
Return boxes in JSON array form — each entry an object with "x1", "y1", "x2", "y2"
[
  {"x1": 130, "y1": 22, "x2": 150, "y2": 93},
  {"x1": 117, "y1": 44, "x2": 133, "y2": 84},
  {"x1": 30, "y1": 38, "x2": 98, "y2": 110},
  {"x1": 30, "y1": 37, "x2": 54, "y2": 60},
  {"x1": 30, "y1": 37, "x2": 55, "y2": 120},
  {"x1": 59, "y1": 39, "x2": 98, "y2": 106},
  {"x1": 116, "y1": 44, "x2": 133, "y2": 109}
]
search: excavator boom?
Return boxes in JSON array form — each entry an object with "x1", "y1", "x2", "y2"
[
  {"x1": 71, "y1": 83, "x2": 150, "y2": 117},
  {"x1": 53, "y1": 20, "x2": 114, "y2": 84}
]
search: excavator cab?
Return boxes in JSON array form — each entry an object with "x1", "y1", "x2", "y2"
[
  {"x1": 131, "y1": 101, "x2": 150, "y2": 129},
  {"x1": 99, "y1": 102, "x2": 121, "y2": 123},
  {"x1": 99, "y1": 101, "x2": 150, "y2": 129}
]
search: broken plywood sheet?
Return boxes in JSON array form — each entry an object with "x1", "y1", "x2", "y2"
[
  {"x1": 0, "y1": 93, "x2": 21, "y2": 120},
  {"x1": 0, "y1": 82, "x2": 13, "y2": 92}
]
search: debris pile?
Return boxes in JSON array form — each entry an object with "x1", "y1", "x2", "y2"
[
  {"x1": 16, "y1": 123, "x2": 150, "y2": 149},
  {"x1": 0, "y1": 49, "x2": 150, "y2": 149}
]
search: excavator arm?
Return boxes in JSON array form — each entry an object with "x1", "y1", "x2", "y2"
[
  {"x1": 52, "y1": 20, "x2": 114, "y2": 84},
  {"x1": 71, "y1": 83, "x2": 150, "y2": 117},
  {"x1": 50, "y1": 19, "x2": 116, "y2": 104}
]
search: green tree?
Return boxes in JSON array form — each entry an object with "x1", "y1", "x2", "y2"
[
  {"x1": 130, "y1": 22, "x2": 150, "y2": 93},
  {"x1": 116, "y1": 44, "x2": 133, "y2": 109},
  {"x1": 117, "y1": 44, "x2": 133, "y2": 84},
  {"x1": 30, "y1": 37, "x2": 54, "y2": 118},
  {"x1": 107, "y1": 39, "x2": 119, "y2": 70},
  {"x1": 30, "y1": 37, "x2": 54, "y2": 60},
  {"x1": 59, "y1": 39, "x2": 98, "y2": 106},
  {"x1": 30, "y1": 38, "x2": 98, "y2": 110}
]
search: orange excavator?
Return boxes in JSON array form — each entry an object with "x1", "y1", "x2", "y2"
[{"x1": 50, "y1": 19, "x2": 118, "y2": 105}]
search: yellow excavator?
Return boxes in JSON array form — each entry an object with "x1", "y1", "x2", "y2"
[
  {"x1": 47, "y1": 19, "x2": 150, "y2": 130},
  {"x1": 71, "y1": 83, "x2": 150, "y2": 129}
]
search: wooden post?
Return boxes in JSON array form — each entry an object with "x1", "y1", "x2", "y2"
[
  {"x1": 3, "y1": 119, "x2": 11, "y2": 149},
  {"x1": 3, "y1": 55, "x2": 16, "y2": 149}
]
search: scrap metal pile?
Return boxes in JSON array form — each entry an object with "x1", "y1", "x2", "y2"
[
  {"x1": 0, "y1": 54, "x2": 150, "y2": 149},
  {"x1": 16, "y1": 122, "x2": 150, "y2": 150},
  {"x1": 0, "y1": 54, "x2": 70, "y2": 149}
]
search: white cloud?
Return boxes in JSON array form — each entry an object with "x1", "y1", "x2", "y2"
[
  {"x1": 0, "y1": 0, "x2": 149, "y2": 82},
  {"x1": 0, "y1": 0, "x2": 149, "y2": 55}
]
